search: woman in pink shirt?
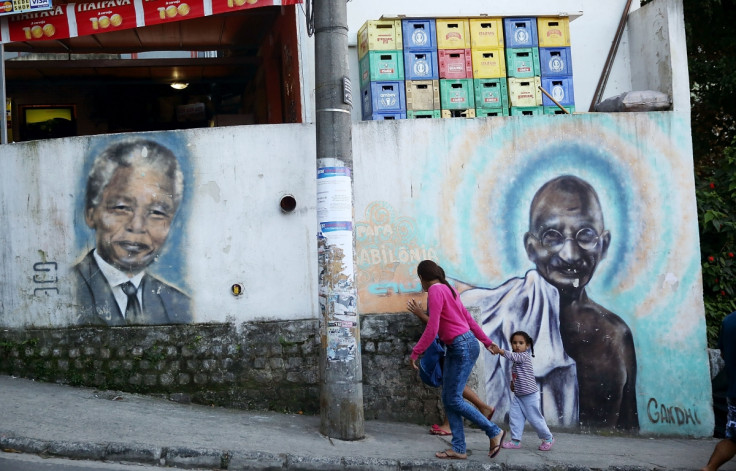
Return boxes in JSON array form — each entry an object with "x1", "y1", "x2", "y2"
[{"x1": 409, "y1": 260, "x2": 506, "y2": 460}]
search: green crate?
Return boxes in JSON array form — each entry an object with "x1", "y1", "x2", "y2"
[
  {"x1": 510, "y1": 106, "x2": 544, "y2": 116},
  {"x1": 543, "y1": 105, "x2": 576, "y2": 115},
  {"x1": 439, "y1": 79, "x2": 475, "y2": 110},
  {"x1": 475, "y1": 107, "x2": 509, "y2": 117},
  {"x1": 474, "y1": 78, "x2": 508, "y2": 110},
  {"x1": 408, "y1": 110, "x2": 442, "y2": 119},
  {"x1": 505, "y1": 47, "x2": 540, "y2": 78},
  {"x1": 359, "y1": 50, "x2": 405, "y2": 89}
]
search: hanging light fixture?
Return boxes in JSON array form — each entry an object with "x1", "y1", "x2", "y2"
[{"x1": 170, "y1": 82, "x2": 189, "y2": 90}]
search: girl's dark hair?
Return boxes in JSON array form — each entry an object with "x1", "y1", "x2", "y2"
[
  {"x1": 510, "y1": 331, "x2": 535, "y2": 357},
  {"x1": 417, "y1": 260, "x2": 456, "y2": 299}
]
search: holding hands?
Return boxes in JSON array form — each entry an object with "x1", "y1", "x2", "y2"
[{"x1": 488, "y1": 343, "x2": 503, "y2": 355}]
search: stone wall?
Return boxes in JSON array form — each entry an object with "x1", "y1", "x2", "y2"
[{"x1": 0, "y1": 315, "x2": 443, "y2": 425}]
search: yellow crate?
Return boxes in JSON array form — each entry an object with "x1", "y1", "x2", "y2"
[
  {"x1": 469, "y1": 18, "x2": 504, "y2": 48},
  {"x1": 357, "y1": 20, "x2": 403, "y2": 59},
  {"x1": 441, "y1": 109, "x2": 476, "y2": 118},
  {"x1": 471, "y1": 48, "x2": 506, "y2": 79},
  {"x1": 436, "y1": 19, "x2": 470, "y2": 49},
  {"x1": 537, "y1": 17, "x2": 570, "y2": 47},
  {"x1": 508, "y1": 77, "x2": 542, "y2": 107}
]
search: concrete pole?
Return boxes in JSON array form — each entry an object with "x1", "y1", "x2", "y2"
[{"x1": 314, "y1": 0, "x2": 364, "y2": 440}]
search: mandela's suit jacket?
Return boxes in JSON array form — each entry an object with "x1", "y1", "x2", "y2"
[{"x1": 73, "y1": 251, "x2": 192, "y2": 325}]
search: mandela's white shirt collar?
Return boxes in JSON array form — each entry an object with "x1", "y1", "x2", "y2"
[{"x1": 92, "y1": 250, "x2": 145, "y2": 317}]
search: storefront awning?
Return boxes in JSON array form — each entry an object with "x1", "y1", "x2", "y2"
[{"x1": 0, "y1": 0, "x2": 301, "y2": 46}]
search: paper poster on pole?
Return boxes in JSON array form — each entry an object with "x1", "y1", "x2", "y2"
[
  {"x1": 317, "y1": 166, "x2": 352, "y2": 223},
  {"x1": 319, "y1": 221, "x2": 354, "y2": 282},
  {"x1": 327, "y1": 320, "x2": 357, "y2": 362}
]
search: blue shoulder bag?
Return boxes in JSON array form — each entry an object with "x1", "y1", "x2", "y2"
[{"x1": 419, "y1": 336, "x2": 445, "y2": 387}]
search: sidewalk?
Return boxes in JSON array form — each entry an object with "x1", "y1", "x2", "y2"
[{"x1": 1, "y1": 375, "x2": 734, "y2": 471}]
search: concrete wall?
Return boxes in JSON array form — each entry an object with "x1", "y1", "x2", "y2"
[
  {"x1": 628, "y1": 0, "x2": 691, "y2": 114},
  {"x1": 0, "y1": 0, "x2": 710, "y2": 437},
  {"x1": 0, "y1": 127, "x2": 319, "y2": 327},
  {"x1": 0, "y1": 110, "x2": 712, "y2": 436}
]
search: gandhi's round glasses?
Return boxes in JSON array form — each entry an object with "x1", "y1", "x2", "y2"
[{"x1": 531, "y1": 227, "x2": 601, "y2": 253}]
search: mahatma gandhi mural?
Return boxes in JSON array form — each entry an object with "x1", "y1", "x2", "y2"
[
  {"x1": 73, "y1": 138, "x2": 192, "y2": 325},
  {"x1": 461, "y1": 175, "x2": 638, "y2": 430}
]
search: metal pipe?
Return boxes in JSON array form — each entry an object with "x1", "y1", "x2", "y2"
[{"x1": 589, "y1": 0, "x2": 633, "y2": 111}]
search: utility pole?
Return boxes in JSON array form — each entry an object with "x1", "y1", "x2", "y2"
[
  {"x1": 1, "y1": 45, "x2": 7, "y2": 145},
  {"x1": 313, "y1": 0, "x2": 365, "y2": 440}
]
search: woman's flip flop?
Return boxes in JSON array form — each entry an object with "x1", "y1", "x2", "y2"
[
  {"x1": 435, "y1": 449, "x2": 467, "y2": 460},
  {"x1": 489, "y1": 430, "x2": 506, "y2": 458}
]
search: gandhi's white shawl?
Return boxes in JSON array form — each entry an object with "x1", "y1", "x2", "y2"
[{"x1": 461, "y1": 270, "x2": 579, "y2": 426}]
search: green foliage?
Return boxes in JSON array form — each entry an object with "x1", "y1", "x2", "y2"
[
  {"x1": 684, "y1": 0, "x2": 736, "y2": 346},
  {"x1": 685, "y1": 0, "x2": 736, "y2": 174},
  {"x1": 695, "y1": 144, "x2": 736, "y2": 346}
]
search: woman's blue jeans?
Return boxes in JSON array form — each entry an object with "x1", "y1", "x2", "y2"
[{"x1": 442, "y1": 331, "x2": 502, "y2": 454}]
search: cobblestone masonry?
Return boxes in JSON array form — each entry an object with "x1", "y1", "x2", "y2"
[{"x1": 0, "y1": 315, "x2": 444, "y2": 424}]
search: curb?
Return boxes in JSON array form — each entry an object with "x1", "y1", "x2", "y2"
[{"x1": 0, "y1": 432, "x2": 705, "y2": 471}]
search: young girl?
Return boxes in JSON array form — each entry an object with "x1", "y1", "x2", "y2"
[
  {"x1": 490, "y1": 331, "x2": 554, "y2": 451},
  {"x1": 409, "y1": 260, "x2": 505, "y2": 460}
]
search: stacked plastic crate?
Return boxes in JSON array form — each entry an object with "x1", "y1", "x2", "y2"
[
  {"x1": 402, "y1": 19, "x2": 441, "y2": 119},
  {"x1": 358, "y1": 20, "x2": 407, "y2": 120},
  {"x1": 537, "y1": 17, "x2": 575, "y2": 115},
  {"x1": 469, "y1": 18, "x2": 508, "y2": 117},
  {"x1": 504, "y1": 17, "x2": 543, "y2": 116},
  {"x1": 436, "y1": 19, "x2": 475, "y2": 118}
]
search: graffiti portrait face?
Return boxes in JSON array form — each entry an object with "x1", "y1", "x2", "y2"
[
  {"x1": 523, "y1": 176, "x2": 611, "y2": 295},
  {"x1": 85, "y1": 164, "x2": 176, "y2": 275}
]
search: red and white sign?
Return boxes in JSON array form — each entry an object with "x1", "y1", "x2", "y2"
[
  {"x1": 141, "y1": 0, "x2": 204, "y2": 27},
  {"x1": 0, "y1": 0, "x2": 301, "y2": 44},
  {"x1": 75, "y1": 0, "x2": 136, "y2": 36},
  {"x1": 5, "y1": 4, "x2": 70, "y2": 42}
]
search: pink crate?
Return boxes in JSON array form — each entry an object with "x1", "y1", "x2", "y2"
[{"x1": 438, "y1": 49, "x2": 473, "y2": 79}]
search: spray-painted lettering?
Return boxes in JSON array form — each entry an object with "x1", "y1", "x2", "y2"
[
  {"x1": 33, "y1": 262, "x2": 58, "y2": 296},
  {"x1": 646, "y1": 397, "x2": 701, "y2": 426},
  {"x1": 368, "y1": 282, "x2": 422, "y2": 296}
]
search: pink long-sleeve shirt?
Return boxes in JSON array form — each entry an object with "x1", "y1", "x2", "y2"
[{"x1": 411, "y1": 283, "x2": 494, "y2": 360}]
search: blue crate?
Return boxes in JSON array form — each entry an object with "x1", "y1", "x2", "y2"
[
  {"x1": 541, "y1": 76, "x2": 575, "y2": 106},
  {"x1": 402, "y1": 19, "x2": 437, "y2": 50},
  {"x1": 503, "y1": 17, "x2": 538, "y2": 48},
  {"x1": 361, "y1": 81, "x2": 407, "y2": 119},
  {"x1": 404, "y1": 50, "x2": 439, "y2": 80},
  {"x1": 369, "y1": 112, "x2": 406, "y2": 120},
  {"x1": 540, "y1": 47, "x2": 573, "y2": 76}
]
